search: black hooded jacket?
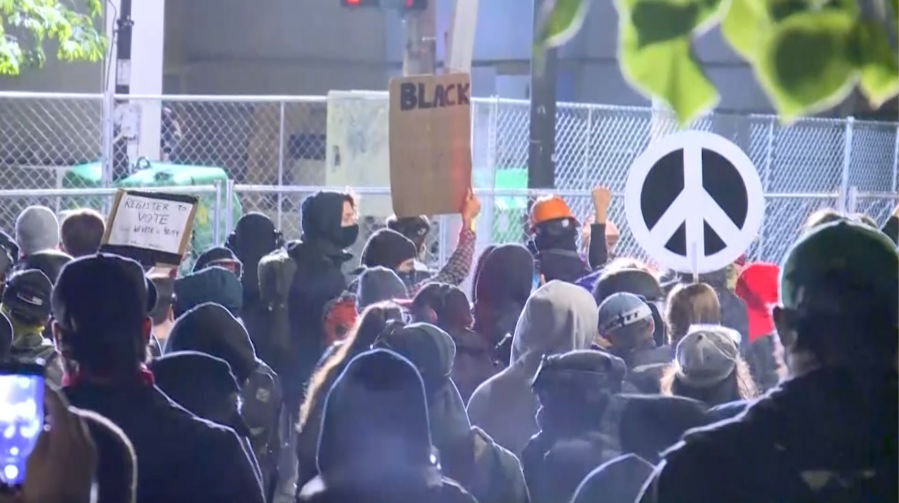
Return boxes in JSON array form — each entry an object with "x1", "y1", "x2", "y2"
[
  {"x1": 284, "y1": 191, "x2": 355, "y2": 405},
  {"x1": 165, "y1": 303, "x2": 283, "y2": 498},
  {"x1": 473, "y1": 244, "x2": 534, "y2": 358},
  {"x1": 298, "y1": 349, "x2": 479, "y2": 503},
  {"x1": 227, "y1": 213, "x2": 282, "y2": 357}
]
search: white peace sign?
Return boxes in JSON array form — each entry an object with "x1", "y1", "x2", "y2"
[{"x1": 625, "y1": 131, "x2": 764, "y2": 274}]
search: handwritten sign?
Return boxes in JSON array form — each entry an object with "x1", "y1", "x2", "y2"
[
  {"x1": 389, "y1": 73, "x2": 472, "y2": 217},
  {"x1": 102, "y1": 190, "x2": 198, "y2": 267}
]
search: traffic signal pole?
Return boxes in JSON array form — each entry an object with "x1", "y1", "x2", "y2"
[
  {"x1": 528, "y1": 0, "x2": 557, "y2": 191},
  {"x1": 112, "y1": 0, "x2": 134, "y2": 182},
  {"x1": 402, "y1": 0, "x2": 436, "y2": 76}
]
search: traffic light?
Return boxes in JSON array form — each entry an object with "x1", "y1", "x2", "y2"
[
  {"x1": 341, "y1": 0, "x2": 379, "y2": 6},
  {"x1": 402, "y1": 0, "x2": 427, "y2": 9},
  {"x1": 339, "y1": 0, "x2": 426, "y2": 9}
]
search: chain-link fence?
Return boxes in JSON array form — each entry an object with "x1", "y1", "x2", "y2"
[{"x1": 0, "y1": 91, "x2": 896, "y2": 269}]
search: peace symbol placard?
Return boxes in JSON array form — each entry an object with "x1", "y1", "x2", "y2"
[{"x1": 625, "y1": 131, "x2": 764, "y2": 274}]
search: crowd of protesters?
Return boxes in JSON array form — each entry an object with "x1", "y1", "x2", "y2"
[{"x1": 0, "y1": 185, "x2": 896, "y2": 503}]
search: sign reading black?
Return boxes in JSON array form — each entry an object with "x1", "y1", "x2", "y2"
[
  {"x1": 399, "y1": 82, "x2": 471, "y2": 111},
  {"x1": 640, "y1": 148, "x2": 749, "y2": 257}
]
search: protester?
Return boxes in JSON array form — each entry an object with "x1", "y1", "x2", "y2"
[
  {"x1": 386, "y1": 214, "x2": 432, "y2": 261},
  {"x1": 21, "y1": 384, "x2": 98, "y2": 503},
  {"x1": 592, "y1": 268, "x2": 667, "y2": 347},
  {"x1": 296, "y1": 349, "x2": 479, "y2": 503},
  {"x1": 638, "y1": 220, "x2": 898, "y2": 503},
  {"x1": 54, "y1": 253, "x2": 264, "y2": 503},
  {"x1": 521, "y1": 349, "x2": 628, "y2": 503},
  {"x1": 406, "y1": 283, "x2": 495, "y2": 402},
  {"x1": 665, "y1": 282, "x2": 721, "y2": 346},
  {"x1": 355, "y1": 265, "x2": 408, "y2": 312},
  {"x1": 146, "y1": 272, "x2": 176, "y2": 356},
  {"x1": 283, "y1": 190, "x2": 358, "y2": 427},
  {"x1": 471, "y1": 243, "x2": 534, "y2": 365},
  {"x1": 526, "y1": 195, "x2": 590, "y2": 283},
  {"x1": 734, "y1": 261, "x2": 783, "y2": 391},
  {"x1": 467, "y1": 281, "x2": 597, "y2": 455},
  {"x1": 296, "y1": 302, "x2": 404, "y2": 489},
  {"x1": 59, "y1": 208, "x2": 105, "y2": 258},
  {"x1": 571, "y1": 454, "x2": 654, "y2": 503},
  {"x1": 659, "y1": 325, "x2": 757, "y2": 407},
  {"x1": 374, "y1": 322, "x2": 529, "y2": 503},
  {"x1": 1, "y1": 269, "x2": 63, "y2": 385},
  {"x1": 173, "y1": 265, "x2": 243, "y2": 318},
  {"x1": 194, "y1": 245, "x2": 243, "y2": 276},
  {"x1": 15, "y1": 205, "x2": 59, "y2": 259},
  {"x1": 226, "y1": 212, "x2": 284, "y2": 365},
  {"x1": 597, "y1": 292, "x2": 670, "y2": 394},
  {"x1": 75, "y1": 407, "x2": 138, "y2": 503},
  {"x1": 165, "y1": 302, "x2": 282, "y2": 497},
  {"x1": 470, "y1": 244, "x2": 496, "y2": 302},
  {"x1": 151, "y1": 351, "x2": 264, "y2": 488},
  {"x1": 695, "y1": 267, "x2": 750, "y2": 346},
  {"x1": 15, "y1": 248, "x2": 73, "y2": 286}
]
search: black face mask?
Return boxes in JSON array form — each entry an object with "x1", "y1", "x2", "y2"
[{"x1": 333, "y1": 224, "x2": 359, "y2": 249}]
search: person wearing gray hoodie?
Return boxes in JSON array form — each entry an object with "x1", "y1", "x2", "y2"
[{"x1": 466, "y1": 281, "x2": 598, "y2": 456}]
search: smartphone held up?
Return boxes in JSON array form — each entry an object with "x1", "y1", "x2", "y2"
[{"x1": 0, "y1": 362, "x2": 45, "y2": 488}]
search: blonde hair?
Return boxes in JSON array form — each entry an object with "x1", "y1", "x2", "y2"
[
  {"x1": 804, "y1": 208, "x2": 844, "y2": 232},
  {"x1": 665, "y1": 283, "x2": 720, "y2": 345}
]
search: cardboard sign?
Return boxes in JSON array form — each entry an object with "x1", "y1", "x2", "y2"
[
  {"x1": 389, "y1": 73, "x2": 472, "y2": 217},
  {"x1": 101, "y1": 190, "x2": 198, "y2": 267}
]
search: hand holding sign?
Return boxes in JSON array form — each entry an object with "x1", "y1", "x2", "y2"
[{"x1": 389, "y1": 73, "x2": 473, "y2": 218}]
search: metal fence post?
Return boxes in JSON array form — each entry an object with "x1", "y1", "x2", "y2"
[
  {"x1": 839, "y1": 117, "x2": 854, "y2": 212},
  {"x1": 225, "y1": 179, "x2": 235, "y2": 236},
  {"x1": 277, "y1": 101, "x2": 286, "y2": 230},
  {"x1": 892, "y1": 124, "x2": 899, "y2": 193},
  {"x1": 759, "y1": 117, "x2": 776, "y2": 260},
  {"x1": 100, "y1": 89, "x2": 116, "y2": 215},
  {"x1": 213, "y1": 179, "x2": 222, "y2": 246}
]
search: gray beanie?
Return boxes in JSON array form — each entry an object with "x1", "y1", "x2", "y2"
[
  {"x1": 356, "y1": 266, "x2": 408, "y2": 313},
  {"x1": 674, "y1": 324, "x2": 740, "y2": 388},
  {"x1": 15, "y1": 206, "x2": 59, "y2": 256}
]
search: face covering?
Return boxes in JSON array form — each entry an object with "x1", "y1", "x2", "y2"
[{"x1": 334, "y1": 224, "x2": 360, "y2": 249}]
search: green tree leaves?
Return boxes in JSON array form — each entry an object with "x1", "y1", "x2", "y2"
[
  {"x1": 537, "y1": 0, "x2": 899, "y2": 126},
  {"x1": 0, "y1": 0, "x2": 105, "y2": 75}
]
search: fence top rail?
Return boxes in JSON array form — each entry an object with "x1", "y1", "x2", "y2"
[
  {"x1": 0, "y1": 91, "x2": 895, "y2": 126},
  {"x1": 0, "y1": 91, "x2": 104, "y2": 100},
  {"x1": 234, "y1": 184, "x2": 841, "y2": 200},
  {"x1": 0, "y1": 185, "x2": 220, "y2": 199}
]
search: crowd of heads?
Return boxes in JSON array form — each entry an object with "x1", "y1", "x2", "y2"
[{"x1": 0, "y1": 190, "x2": 894, "y2": 503}]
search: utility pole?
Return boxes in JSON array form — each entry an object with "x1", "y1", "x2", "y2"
[
  {"x1": 112, "y1": 0, "x2": 134, "y2": 182},
  {"x1": 402, "y1": 0, "x2": 437, "y2": 76},
  {"x1": 527, "y1": 0, "x2": 557, "y2": 191}
]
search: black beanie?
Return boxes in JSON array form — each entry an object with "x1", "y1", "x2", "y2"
[{"x1": 360, "y1": 229, "x2": 418, "y2": 270}]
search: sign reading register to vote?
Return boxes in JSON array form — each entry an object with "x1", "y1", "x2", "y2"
[
  {"x1": 389, "y1": 73, "x2": 473, "y2": 218},
  {"x1": 102, "y1": 190, "x2": 198, "y2": 267}
]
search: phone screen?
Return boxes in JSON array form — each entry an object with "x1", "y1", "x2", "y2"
[{"x1": 0, "y1": 363, "x2": 45, "y2": 487}]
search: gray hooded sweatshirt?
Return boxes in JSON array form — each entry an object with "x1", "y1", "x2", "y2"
[{"x1": 466, "y1": 281, "x2": 597, "y2": 456}]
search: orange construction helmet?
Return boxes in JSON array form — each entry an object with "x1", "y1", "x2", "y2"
[{"x1": 529, "y1": 195, "x2": 576, "y2": 231}]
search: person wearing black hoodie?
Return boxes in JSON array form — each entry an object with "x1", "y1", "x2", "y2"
[
  {"x1": 165, "y1": 302, "x2": 283, "y2": 501},
  {"x1": 284, "y1": 191, "x2": 357, "y2": 419},
  {"x1": 226, "y1": 213, "x2": 284, "y2": 366},
  {"x1": 374, "y1": 322, "x2": 530, "y2": 503},
  {"x1": 521, "y1": 350, "x2": 628, "y2": 503},
  {"x1": 472, "y1": 243, "x2": 534, "y2": 366},
  {"x1": 297, "y1": 349, "x2": 478, "y2": 503},
  {"x1": 54, "y1": 253, "x2": 263, "y2": 503}
]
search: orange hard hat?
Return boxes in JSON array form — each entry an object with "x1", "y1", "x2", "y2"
[{"x1": 529, "y1": 195, "x2": 575, "y2": 230}]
